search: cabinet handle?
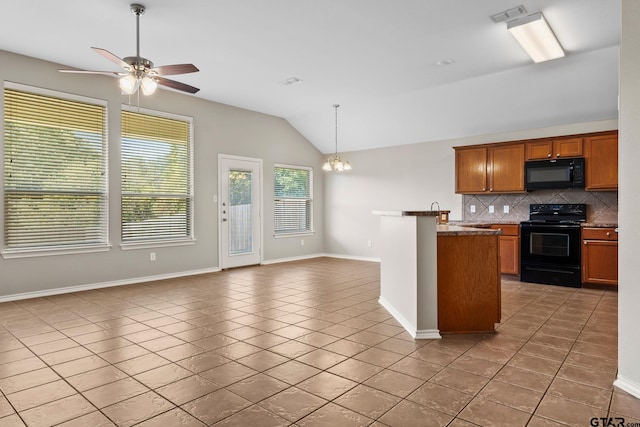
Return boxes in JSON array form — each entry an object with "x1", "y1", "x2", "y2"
[
  {"x1": 584, "y1": 240, "x2": 587, "y2": 245},
  {"x1": 489, "y1": 188, "x2": 493, "y2": 192},
  {"x1": 606, "y1": 232, "x2": 611, "y2": 237},
  {"x1": 556, "y1": 153, "x2": 560, "y2": 158},
  {"x1": 547, "y1": 153, "x2": 551, "y2": 158}
]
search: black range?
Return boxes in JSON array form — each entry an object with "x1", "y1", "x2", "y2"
[{"x1": 520, "y1": 203, "x2": 586, "y2": 288}]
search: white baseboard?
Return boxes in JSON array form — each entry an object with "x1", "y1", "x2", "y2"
[
  {"x1": 0, "y1": 267, "x2": 221, "y2": 303},
  {"x1": 378, "y1": 296, "x2": 441, "y2": 340},
  {"x1": 323, "y1": 253, "x2": 380, "y2": 263},
  {"x1": 614, "y1": 375, "x2": 640, "y2": 399},
  {"x1": 262, "y1": 253, "x2": 380, "y2": 265},
  {"x1": 261, "y1": 253, "x2": 324, "y2": 265},
  {"x1": 416, "y1": 329, "x2": 442, "y2": 339}
]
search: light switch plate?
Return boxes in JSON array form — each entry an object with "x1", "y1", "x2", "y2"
[
  {"x1": 503, "y1": 205, "x2": 510, "y2": 214},
  {"x1": 489, "y1": 205, "x2": 494, "y2": 214},
  {"x1": 470, "y1": 205, "x2": 476, "y2": 213}
]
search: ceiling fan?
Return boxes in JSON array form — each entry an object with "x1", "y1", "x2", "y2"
[{"x1": 59, "y1": 3, "x2": 199, "y2": 95}]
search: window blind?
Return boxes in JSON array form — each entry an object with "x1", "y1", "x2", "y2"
[
  {"x1": 121, "y1": 109, "x2": 192, "y2": 242},
  {"x1": 3, "y1": 88, "x2": 107, "y2": 250},
  {"x1": 274, "y1": 166, "x2": 312, "y2": 235}
]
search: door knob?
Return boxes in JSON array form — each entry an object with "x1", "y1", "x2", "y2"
[{"x1": 222, "y1": 218, "x2": 227, "y2": 222}]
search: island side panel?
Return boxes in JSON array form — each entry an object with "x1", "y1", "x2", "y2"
[
  {"x1": 437, "y1": 234, "x2": 500, "y2": 333},
  {"x1": 378, "y1": 215, "x2": 418, "y2": 334},
  {"x1": 416, "y1": 216, "x2": 440, "y2": 338}
]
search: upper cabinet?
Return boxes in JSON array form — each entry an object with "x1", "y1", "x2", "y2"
[
  {"x1": 454, "y1": 131, "x2": 617, "y2": 194},
  {"x1": 455, "y1": 144, "x2": 525, "y2": 194},
  {"x1": 584, "y1": 132, "x2": 618, "y2": 191},
  {"x1": 525, "y1": 137, "x2": 583, "y2": 160}
]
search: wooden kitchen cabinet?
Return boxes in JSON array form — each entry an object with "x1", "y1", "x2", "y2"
[
  {"x1": 585, "y1": 132, "x2": 618, "y2": 190},
  {"x1": 437, "y1": 233, "x2": 501, "y2": 333},
  {"x1": 491, "y1": 224, "x2": 520, "y2": 275},
  {"x1": 455, "y1": 146, "x2": 487, "y2": 193},
  {"x1": 489, "y1": 144, "x2": 525, "y2": 193},
  {"x1": 582, "y1": 227, "x2": 618, "y2": 286},
  {"x1": 525, "y1": 137, "x2": 583, "y2": 160},
  {"x1": 455, "y1": 144, "x2": 524, "y2": 194}
]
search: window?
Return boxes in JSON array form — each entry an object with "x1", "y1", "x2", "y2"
[
  {"x1": 3, "y1": 85, "x2": 108, "y2": 254},
  {"x1": 274, "y1": 165, "x2": 313, "y2": 235},
  {"x1": 121, "y1": 108, "x2": 193, "y2": 244}
]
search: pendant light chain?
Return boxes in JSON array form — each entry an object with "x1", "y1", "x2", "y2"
[{"x1": 334, "y1": 104, "x2": 339, "y2": 156}]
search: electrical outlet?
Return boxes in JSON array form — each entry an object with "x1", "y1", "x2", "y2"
[
  {"x1": 213, "y1": 195, "x2": 217, "y2": 203},
  {"x1": 300, "y1": 239, "x2": 305, "y2": 246},
  {"x1": 150, "y1": 252, "x2": 156, "y2": 261},
  {"x1": 489, "y1": 205, "x2": 495, "y2": 214},
  {"x1": 367, "y1": 240, "x2": 372, "y2": 248},
  {"x1": 503, "y1": 205, "x2": 510, "y2": 214},
  {"x1": 470, "y1": 205, "x2": 476, "y2": 213}
]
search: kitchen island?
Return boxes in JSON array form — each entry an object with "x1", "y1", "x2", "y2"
[{"x1": 373, "y1": 211, "x2": 501, "y2": 338}]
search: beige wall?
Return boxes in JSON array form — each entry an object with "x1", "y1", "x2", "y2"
[
  {"x1": 617, "y1": 0, "x2": 640, "y2": 398},
  {"x1": 324, "y1": 119, "x2": 617, "y2": 259},
  {"x1": 0, "y1": 50, "x2": 325, "y2": 299}
]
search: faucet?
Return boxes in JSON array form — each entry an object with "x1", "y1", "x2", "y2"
[{"x1": 431, "y1": 201, "x2": 441, "y2": 224}]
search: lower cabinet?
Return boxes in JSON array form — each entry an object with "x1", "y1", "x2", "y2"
[
  {"x1": 582, "y1": 227, "x2": 618, "y2": 286},
  {"x1": 491, "y1": 224, "x2": 520, "y2": 275}
]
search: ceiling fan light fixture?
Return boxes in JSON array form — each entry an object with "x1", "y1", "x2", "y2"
[
  {"x1": 119, "y1": 73, "x2": 139, "y2": 94},
  {"x1": 140, "y1": 76, "x2": 158, "y2": 95}
]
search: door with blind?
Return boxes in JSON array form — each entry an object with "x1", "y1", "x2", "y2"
[{"x1": 219, "y1": 155, "x2": 262, "y2": 269}]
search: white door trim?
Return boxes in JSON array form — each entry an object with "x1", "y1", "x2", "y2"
[{"x1": 217, "y1": 154, "x2": 264, "y2": 269}]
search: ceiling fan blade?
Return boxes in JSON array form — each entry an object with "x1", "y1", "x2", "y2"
[
  {"x1": 58, "y1": 69, "x2": 123, "y2": 76},
  {"x1": 151, "y1": 64, "x2": 199, "y2": 76},
  {"x1": 155, "y1": 76, "x2": 200, "y2": 94},
  {"x1": 91, "y1": 47, "x2": 130, "y2": 70}
]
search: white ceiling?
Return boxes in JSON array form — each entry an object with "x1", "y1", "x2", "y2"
[{"x1": 0, "y1": 0, "x2": 620, "y2": 154}]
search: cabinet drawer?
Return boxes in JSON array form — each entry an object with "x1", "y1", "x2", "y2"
[
  {"x1": 491, "y1": 224, "x2": 520, "y2": 236},
  {"x1": 582, "y1": 227, "x2": 618, "y2": 241}
]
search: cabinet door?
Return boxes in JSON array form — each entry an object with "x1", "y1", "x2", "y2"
[
  {"x1": 499, "y1": 236, "x2": 520, "y2": 275},
  {"x1": 585, "y1": 134, "x2": 618, "y2": 190},
  {"x1": 553, "y1": 137, "x2": 583, "y2": 158},
  {"x1": 582, "y1": 240, "x2": 618, "y2": 285},
  {"x1": 455, "y1": 147, "x2": 487, "y2": 193},
  {"x1": 526, "y1": 140, "x2": 553, "y2": 160},
  {"x1": 489, "y1": 144, "x2": 525, "y2": 192}
]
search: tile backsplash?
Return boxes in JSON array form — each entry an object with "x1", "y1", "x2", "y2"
[{"x1": 462, "y1": 190, "x2": 618, "y2": 223}]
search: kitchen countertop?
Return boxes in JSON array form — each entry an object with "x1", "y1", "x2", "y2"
[
  {"x1": 582, "y1": 222, "x2": 618, "y2": 228},
  {"x1": 372, "y1": 210, "x2": 439, "y2": 217},
  {"x1": 437, "y1": 224, "x2": 501, "y2": 236}
]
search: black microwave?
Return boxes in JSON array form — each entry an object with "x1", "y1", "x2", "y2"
[{"x1": 524, "y1": 157, "x2": 585, "y2": 190}]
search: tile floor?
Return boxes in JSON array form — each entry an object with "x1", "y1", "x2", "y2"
[{"x1": 0, "y1": 258, "x2": 638, "y2": 426}]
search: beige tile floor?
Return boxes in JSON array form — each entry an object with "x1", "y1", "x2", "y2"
[{"x1": 0, "y1": 257, "x2": 638, "y2": 426}]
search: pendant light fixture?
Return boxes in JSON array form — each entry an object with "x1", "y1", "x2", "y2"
[{"x1": 323, "y1": 104, "x2": 351, "y2": 172}]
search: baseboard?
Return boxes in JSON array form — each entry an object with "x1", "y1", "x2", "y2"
[
  {"x1": 262, "y1": 253, "x2": 380, "y2": 265},
  {"x1": 415, "y1": 329, "x2": 442, "y2": 339},
  {"x1": 261, "y1": 253, "x2": 324, "y2": 265},
  {"x1": 614, "y1": 375, "x2": 640, "y2": 399},
  {"x1": 323, "y1": 253, "x2": 380, "y2": 263},
  {"x1": 0, "y1": 267, "x2": 221, "y2": 303}
]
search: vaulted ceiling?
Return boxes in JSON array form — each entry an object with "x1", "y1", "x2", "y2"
[{"x1": 0, "y1": 0, "x2": 620, "y2": 153}]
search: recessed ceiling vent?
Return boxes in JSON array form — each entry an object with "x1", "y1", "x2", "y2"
[
  {"x1": 490, "y1": 5, "x2": 527, "y2": 23},
  {"x1": 279, "y1": 77, "x2": 303, "y2": 86}
]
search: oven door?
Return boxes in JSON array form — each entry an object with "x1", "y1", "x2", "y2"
[{"x1": 520, "y1": 222, "x2": 582, "y2": 287}]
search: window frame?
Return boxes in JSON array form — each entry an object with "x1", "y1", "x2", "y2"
[
  {"x1": 119, "y1": 105, "x2": 195, "y2": 250},
  {"x1": 1, "y1": 82, "x2": 110, "y2": 259},
  {"x1": 273, "y1": 163, "x2": 314, "y2": 238}
]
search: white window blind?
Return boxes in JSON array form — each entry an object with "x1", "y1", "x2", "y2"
[
  {"x1": 121, "y1": 109, "x2": 193, "y2": 243},
  {"x1": 274, "y1": 165, "x2": 312, "y2": 235},
  {"x1": 3, "y1": 87, "x2": 108, "y2": 251}
]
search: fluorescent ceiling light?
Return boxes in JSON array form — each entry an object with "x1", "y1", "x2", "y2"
[{"x1": 507, "y1": 12, "x2": 564, "y2": 63}]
